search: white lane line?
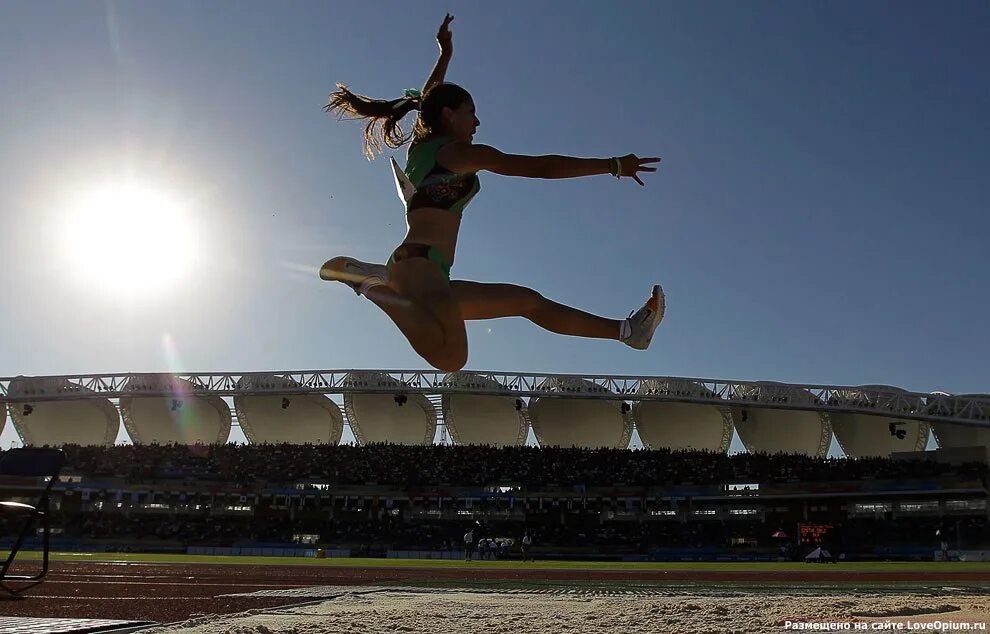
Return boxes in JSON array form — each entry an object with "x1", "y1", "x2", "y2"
[{"x1": 40, "y1": 580, "x2": 308, "y2": 588}]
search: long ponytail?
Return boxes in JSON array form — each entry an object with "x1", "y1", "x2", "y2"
[{"x1": 324, "y1": 83, "x2": 420, "y2": 160}]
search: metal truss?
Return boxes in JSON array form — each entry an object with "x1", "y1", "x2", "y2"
[{"x1": 1, "y1": 370, "x2": 988, "y2": 429}]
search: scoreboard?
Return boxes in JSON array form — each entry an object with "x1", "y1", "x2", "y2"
[{"x1": 799, "y1": 523, "x2": 833, "y2": 545}]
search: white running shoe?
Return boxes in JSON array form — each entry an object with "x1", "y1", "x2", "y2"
[
  {"x1": 622, "y1": 285, "x2": 666, "y2": 350},
  {"x1": 319, "y1": 256, "x2": 388, "y2": 296}
]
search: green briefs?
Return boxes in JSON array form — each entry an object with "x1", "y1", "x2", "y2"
[{"x1": 386, "y1": 243, "x2": 452, "y2": 281}]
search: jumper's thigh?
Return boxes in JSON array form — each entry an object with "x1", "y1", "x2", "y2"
[
  {"x1": 387, "y1": 258, "x2": 468, "y2": 371},
  {"x1": 449, "y1": 280, "x2": 543, "y2": 321}
]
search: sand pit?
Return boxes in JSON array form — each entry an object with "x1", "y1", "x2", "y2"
[{"x1": 140, "y1": 589, "x2": 990, "y2": 633}]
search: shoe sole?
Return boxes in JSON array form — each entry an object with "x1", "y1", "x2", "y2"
[
  {"x1": 320, "y1": 257, "x2": 389, "y2": 297},
  {"x1": 319, "y1": 257, "x2": 349, "y2": 282},
  {"x1": 630, "y1": 285, "x2": 665, "y2": 350},
  {"x1": 645, "y1": 285, "x2": 665, "y2": 346},
  {"x1": 320, "y1": 257, "x2": 372, "y2": 285}
]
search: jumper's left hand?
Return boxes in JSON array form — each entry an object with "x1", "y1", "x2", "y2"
[
  {"x1": 618, "y1": 154, "x2": 661, "y2": 187},
  {"x1": 437, "y1": 13, "x2": 454, "y2": 56}
]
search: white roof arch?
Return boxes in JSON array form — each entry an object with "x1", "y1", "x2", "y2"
[
  {"x1": 119, "y1": 374, "x2": 231, "y2": 445},
  {"x1": 931, "y1": 393, "x2": 990, "y2": 451},
  {"x1": 440, "y1": 372, "x2": 527, "y2": 446},
  {"x1": 5, "y1": 376, "x2": 119, "y2": 446},
  {"x1": 633, "y1": 379, "x2": 732, "y2": 452},
  {"x1": 730, "y1": 382, "x2": 831, "y2": 456},
  {"x1": 234, "y1": 373, "x2": 344, "y2": 445},
  {"x1": 529, "y1": 376, "x2": 631, "y2": 449},
  {"x1": 829, "y1": 385, "x2": 928, "y2": 458},
  {"x1": 343, "y1": 371, "x2": 436, "y2": 445}
]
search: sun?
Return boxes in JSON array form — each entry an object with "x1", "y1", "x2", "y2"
[{"x1": 60, "y1": 180, "x2": 199, "y2": 298}]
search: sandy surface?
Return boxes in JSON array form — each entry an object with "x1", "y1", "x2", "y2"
[
  {"x1": 140, "y1": 589, "x2": 990, "y2": 634},
  {"x1": 6, "y1": 561, "x2": 988, "y2": 631}
]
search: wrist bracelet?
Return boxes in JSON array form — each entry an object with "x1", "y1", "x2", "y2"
[{"x1": 608, "y1": 157, "x2": 621, "y2": 178}]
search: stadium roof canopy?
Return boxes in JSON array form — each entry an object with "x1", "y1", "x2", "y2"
[
  {"x1": 120, "y1": 374, "x2": 231, "y2": 445},
  {"x1": 1, "y1": 371, "x2": 987, "y2": 451},
  {"x1": 441, "y1": 372, "x2": 528, "y2": 447},
  {"x1": 829, "y1": 385, "x2": 929, "y2": 458},
  {"x1": 930, "y1": 393, "x2": 990, "y2": 452},
  {"x1": 529, "y1": 377, "x2": 631, "y2": 449},
  {"x1": 5, "y1": 376, "x2": 118, "y2": 446},
  {"x1": 729, "y1": 382, "x2": 831, "y2": 456},
  {"x1": 633, "y1": 379, "x2": 732, "y2": 452},
  {"x1": 343, "y1": 371, "x2": 436, "y2": 445},
  {"x1": 234, "y1": 373, "x2": 344, "y2": 445}
]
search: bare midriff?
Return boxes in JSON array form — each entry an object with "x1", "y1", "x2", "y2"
[{"x1": 402, "y1": 207, "x2": 461, "y2": 267}]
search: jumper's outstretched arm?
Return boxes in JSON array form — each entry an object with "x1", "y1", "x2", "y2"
[{"x1": 437, "y1": 142, "x2": 662, "y2": 186}]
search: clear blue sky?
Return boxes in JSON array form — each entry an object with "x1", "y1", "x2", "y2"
[{"x1": 1, "y1": 2, "x2": 988, "y2": 451}]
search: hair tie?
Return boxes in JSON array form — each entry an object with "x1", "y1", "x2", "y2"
[{"x1": 391, "y1": 88, "x2": 422, "y2": 111}]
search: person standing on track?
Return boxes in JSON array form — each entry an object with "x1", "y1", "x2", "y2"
[
  {"x1": 321, "y1": 14, "x2": 665, "y2": 372},
  {"x1": 463, "y1": 525, "x2": 475, "y2": 561},
  {"x1": 521, "y1": 531, "x2": 533, "y2": 562}
]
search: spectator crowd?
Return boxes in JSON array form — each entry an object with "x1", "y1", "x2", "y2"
[
  {"x1": 48, "y1": 442, "x2": 989, "y2": 487},
  {"x1": 3, "y1": 443, "x2": 986, "y2": 558}
]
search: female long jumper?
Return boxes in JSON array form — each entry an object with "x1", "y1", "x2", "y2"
[{"x1": 321, "y1": 15, "x2": 664, "y2": 372}]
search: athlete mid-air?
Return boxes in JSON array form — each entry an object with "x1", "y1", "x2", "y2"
[{"x1": 321, "y1": 14, "x2": 664, "y2": 372}]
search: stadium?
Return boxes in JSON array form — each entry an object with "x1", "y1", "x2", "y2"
[{"x1": 1, "y1": 370, "x2": 988, "y2": 632}]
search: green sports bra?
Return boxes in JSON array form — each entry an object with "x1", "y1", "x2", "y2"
[{"x1": 404, "y1": 137, "x2": 481, "y2": 217}]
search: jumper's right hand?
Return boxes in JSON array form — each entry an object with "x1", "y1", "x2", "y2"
[
  {"x1": 437, "y1": 13, "x2": 454, "y2": 57},
  {"x1": 619, "y1": 154, "x2": 661, "y2": 186}
]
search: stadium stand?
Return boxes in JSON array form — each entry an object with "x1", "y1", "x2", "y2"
[{"x1": 1, "y1": 444, "x2": 986, "y2": 562}]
